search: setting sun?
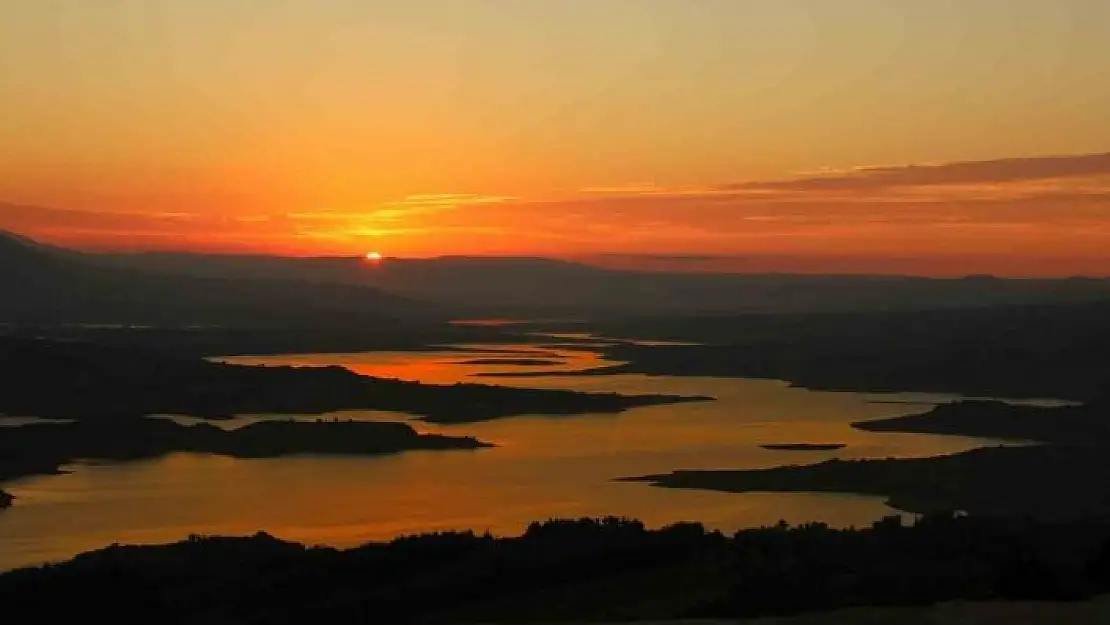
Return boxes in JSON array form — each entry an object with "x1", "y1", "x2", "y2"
[{"x1": 365, "y1": 251, "x2": 383, "y2": 261}]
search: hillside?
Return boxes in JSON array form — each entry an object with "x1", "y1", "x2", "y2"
[
  {"x1": 93, "y1": 246, "x2": 1110, "y2": 317},
  {"x1": 4, "y1": 515, "x2": 1110, "y2": 623},
  {"x1": 0, "y1": 231, "x2": 432, "y2": 326}
]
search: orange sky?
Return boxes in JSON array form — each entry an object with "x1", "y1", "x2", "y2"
[{"x1": 2, "y1": 1, "x2": 1110, "y2": 275}]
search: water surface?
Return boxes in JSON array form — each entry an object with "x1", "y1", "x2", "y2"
[{"x1": 0, "y1": 339, "x2": 1036, "y2": 570}]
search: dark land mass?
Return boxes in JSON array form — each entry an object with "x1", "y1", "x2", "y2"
[
  {"x1": 0, "y1": 230, "x2": 436, "y2": 328},
  {"x1": 1, "y1": 321, "x2": 525, "y2": 360},
  {"x1": 627, "y1": 444, "x2": 1110, "y2": 521},
  {"x1": 87, "y1": 235, "x2": 1110, "y2": 316},
  {"x1": 452, "y1": 358, "x2": 564, "y2": 366},
  {"x1": 628, "y1": 398, "x2": 1110, "y2": 524},
  {"x1": 584, "y1": 299, "x2": 1110, "y2": 402},
  {"x1": 855, "y1": 400, "x2": 1110, "y2": 445},
  {"x1": 0, "y1": 418, "x2": 488, "y2": 508},
  {"x1": 532, "y1": 341, "x2": 620, "y2": 351},
  {"x1": 0, "y1": 336, "x2": 709, "y2": 424},
  {"x1": 434, "y1": 345, "x2": 564, "y2": 356},
  {"x1": 0, "y1": 489, "x2": 11, "y2": 509},
  {"x1": 761, "y1": 443, "x2": 846, "y2": 451},
  {"x1": 474, "y1": 367, "x2": 609, "y2": 378},
  {"x1": 6, "y1": 515, "x2": 1110, "y2": 624}
]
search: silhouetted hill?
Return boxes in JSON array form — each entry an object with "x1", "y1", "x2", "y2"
[
  {"x1": 3, "y1": 514, "x2": 1110, "y2": 623},
  {"x1": 92, "y1": 245, "x2": 1110, "y2": 316},
  {"x1": 0, "y1": 230, "x2": 432, "y2": 326}
]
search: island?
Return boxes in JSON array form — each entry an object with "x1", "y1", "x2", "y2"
[
  {"x1": 0, "y1": 418, "x2": 490, "y2": 508},
  {"x1": 475, "y1": 368, "x2": 609, "y2": 378},
  {"x1": 0, "y1": 490, "x2": 11, "y2": 509},
  {"x1": 452, "y1": 358, "x2": 564, "y2": 366},
  {"x1": 760, "y1": 443, "x2": 846, "y2": 451},
  {"x1": 0, "y1": 336, "x2": 711, "y2": 424}
]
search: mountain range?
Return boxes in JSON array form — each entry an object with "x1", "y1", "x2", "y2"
[
  {"x1": 5, "y1": 229, "x2": 1110, "y2": 325},
  {"x1": 96, "y1": 245, "x2": 1110, "y2": 317},
  {"x1": 0, "y1": 231, "x2": 429, "y2": 327}
]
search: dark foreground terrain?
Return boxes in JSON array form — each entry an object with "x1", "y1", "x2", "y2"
[
  {"x1": 0, "y1": 418, "x2": 488, "y2": 508},
  {"x1": 0, "y1": 336, "x2": 708, "y2": 423},
  {"x1": 4, "y1": 515, "x2": 1110, "y2": 624}
]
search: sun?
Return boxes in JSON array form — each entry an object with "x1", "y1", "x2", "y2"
[{"x1": 365, "y1": 251, "x2": 383, "y2": 261}]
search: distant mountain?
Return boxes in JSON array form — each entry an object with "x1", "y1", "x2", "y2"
[
  {"x1": 0, "y1": 231, "x2": 433, "y2": 326},
  {"x1": 93, "y1": 246, "x2": 1110, "y2": 317}
]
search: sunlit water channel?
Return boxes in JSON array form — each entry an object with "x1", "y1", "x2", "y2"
[{"x1": 0, "y1": 336, "x2": 1060, "y2": 571}]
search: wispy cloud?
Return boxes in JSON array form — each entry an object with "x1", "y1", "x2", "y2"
[
  {"x1": 726, "y1": 152, "x2": 1110, "y2": 192},
  {"x1": 4, "y1": 151, "x2": 1110, "y2": 268}
]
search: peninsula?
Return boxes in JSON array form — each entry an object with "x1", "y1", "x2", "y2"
[
  {"x1": 0, "y1": 336, "x2": 710, "y2": 424},
  {"x1": 628, "y1": 397, "x2": 1110, "y2": 520},
  {"x1": 760, "y1": 443, "x2": 846, "y2": 451},
  {"x1": 583, "y1": 299, "x2": 1110, "y2": 403},
  {"x1": 452, "y1": 358, "x2": 563, "y2": 366},
  {"x1": 853, "y1": 399, "x2": 1106, "y2": 444},
  {"x1": 0, "y1": 418, "x2": 489, "y2": 508},
  {"x1": 627, "y1": 443, "x2": 1110, "y2": 520}
]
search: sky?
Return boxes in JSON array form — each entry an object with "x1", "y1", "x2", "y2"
[{"x1": 2, "y1": 0, "x2": 1110, "y2": 275}]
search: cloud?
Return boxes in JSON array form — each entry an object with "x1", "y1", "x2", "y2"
[
  {"x1": 5, "y1": 150, "x2": 1110, "y2": 265},
  {"x1": 0, "y1": 203, "x2": 199, "y2": 228},
  {"x1": 593, "y1": 253, "x2": 722, "y2": 262},
  {"x1": 727, "y1": 152, "x2": 1110, "y2": 192}
]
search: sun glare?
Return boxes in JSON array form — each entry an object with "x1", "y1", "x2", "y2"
[{"x1": 365, "y1": 251, "x2": 383, "y2": 261}]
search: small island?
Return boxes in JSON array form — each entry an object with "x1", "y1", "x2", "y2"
[
  {"x1": 475, "y1": 366, "x2": 618, "y2": 378},
  {"x1": 0, "y1": 490, "x2": 12, "y2": 509},
  {"x1": 760, "y1": 443, "x2": 846, "y2": 451},
  {"x1": 452, "y1": 358, "x2": 564, "y2": 366}
]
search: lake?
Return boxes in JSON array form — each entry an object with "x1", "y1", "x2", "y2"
[{"x1": 0, "y1": 336, "x2": 1042, "y2": 571}]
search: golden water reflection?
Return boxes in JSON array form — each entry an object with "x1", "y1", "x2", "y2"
[{"x1": 0, "y1": 341, "x2": 1037, "y2": 571}]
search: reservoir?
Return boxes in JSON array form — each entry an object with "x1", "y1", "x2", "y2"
[{"x1": 0, "y1": 337, "x2": 1035, "y2": 571}]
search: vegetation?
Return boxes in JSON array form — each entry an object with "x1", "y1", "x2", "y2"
[{"x1": 4, "y1": 514, "x2": 1110, "y2": 623}]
